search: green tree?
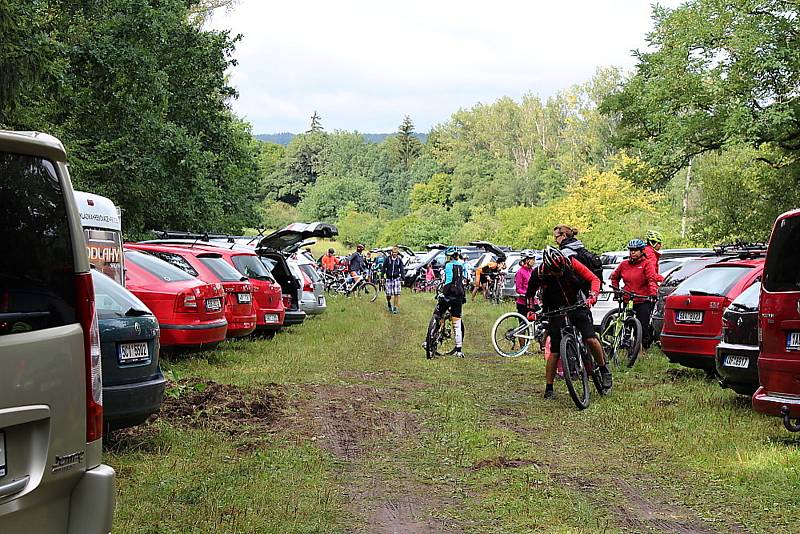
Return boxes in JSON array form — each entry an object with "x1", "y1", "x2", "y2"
[
  {"x1": 298, "y1": 175, "x2": 380, "y2": 221},
  {"x1": 337, "y1": 210, "x2": 385, "y2": 246},
  {"x1": 395, "y1": 115, "x2": 422, "y2": 170},
  {"x1": 409, "y1": 172, "x2": 451, "y2": 210},
  {"x1": 307, "y1": 110, "x2": 323, "y2": 133}
]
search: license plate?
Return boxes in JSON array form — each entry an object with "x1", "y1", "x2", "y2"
[
  {"x1": 119, "y1": 342, "x2": 150, "y2": 364},
  {"x1": 787, "y1": 332, "x2": 800, "y2": 350},
  {"x1": 264, "y1": 314, "x2": 279, "y2": 323},
  {"x1": 0, "y1": 431, "x2": 5, "y2": 477},
  {"x1": 723, "y1": 354, "x2": 749, "y2": 368},
  {"x1": 237, "y1": 292, "x2": 251, "y2": 304},
  {"x1": 206, "y1": 297, "x2": 222, "y2": 312},
  {"x1": 317, "y1": 296, "x2": 325, "y2": 306},
  {"x1": 676, "y1": 310, "x2": 703, "y2": 323},
  {"x1": 598, "y1": 292, "x2": 611, "y2": 301}
]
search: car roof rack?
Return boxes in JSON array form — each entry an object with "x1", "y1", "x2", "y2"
[
  {"x1": 150, "y1": 229, "x2": 267, "y2": 249},
  {"x1": 713, "y1": 241, "x2": 768, "y2": 259}
]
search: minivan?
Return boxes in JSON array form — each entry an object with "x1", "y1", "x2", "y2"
[{"x1": 0, "y1": 131, "x2": 115, "y2": 532}]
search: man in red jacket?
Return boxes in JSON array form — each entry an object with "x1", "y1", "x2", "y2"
[
  {"x1": 644, "y1": 230, "x2": 665, "y2": 282},
  {"x1": 526, "y1": 246, "x2": 611, "y2": 398},
  {"x1": 611, "y1": 238, "x2": 660, "y2": 347}
]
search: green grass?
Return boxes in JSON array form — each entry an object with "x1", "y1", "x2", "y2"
[{"x1": 106, "y1": 292, "x2": 800, "y2": 533}]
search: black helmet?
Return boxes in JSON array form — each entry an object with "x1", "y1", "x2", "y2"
[{"x1": 542, "y1": 246, "x2": 570, "y2": 273}]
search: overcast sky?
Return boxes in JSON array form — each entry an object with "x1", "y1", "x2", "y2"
[{"x1": 208, "y1": 0, "x2": 684, "y2": 134}]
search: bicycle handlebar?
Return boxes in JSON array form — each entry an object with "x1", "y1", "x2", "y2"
[
  {"x1": 539, "y1": 301, "x2": 589, "y2": 318},
  {"x1": 612, "y1": 288, "x2": 656, "y2": 301}
]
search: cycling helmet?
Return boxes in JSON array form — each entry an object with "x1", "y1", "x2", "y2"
[
  {"x1": 327, "y1": 248, "x2": 335, "y2": 254},
  {"x1": 520, "y1": 249, "x2": 536, "y2": 260},
  {"x1": 627, "y1": 238, "x2": 646, "y2": 250},
  {"x1": 445, "y1": 246, "x2": 461, "y2": 258},
  {"x1": 646, "y1": 230, "x2": 664, "y2": 245},
  {"x1": 542, "y1": 246, "x2": 570, "y2": 273}
]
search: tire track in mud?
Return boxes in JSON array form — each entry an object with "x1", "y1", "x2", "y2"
[{"x1": 284, "y1": 371, "x2": 462, "y2": 533}]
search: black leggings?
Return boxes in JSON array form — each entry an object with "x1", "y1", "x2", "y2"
[{"x1": 633, "y1": 301, "x2": 654, "y2": 345}]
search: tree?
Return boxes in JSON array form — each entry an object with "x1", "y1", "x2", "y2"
[
  {"x1": 603, "y1": 0, "x2": 800, "y2": 186},
  {"x1": 307, "y1": 110, "x2": 323, "y2": 133},
  {"x1": 298, "y1": 175, "x2": 380, "y2": 221},
  {"x1": 395, "y1": 115, "x2": 422, "y2": 170}
]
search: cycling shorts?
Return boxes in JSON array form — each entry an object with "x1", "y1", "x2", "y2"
[
  {"x1": 436, "y1": 296, "x2": 463, "y2": 319},
  {"x1": 547, "y1": 308, "x2": 595, "y2": 352}
]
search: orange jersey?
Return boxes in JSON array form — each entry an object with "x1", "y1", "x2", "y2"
[{"x1": 321, "y1": 254, "x2": 338, "y2": 271}]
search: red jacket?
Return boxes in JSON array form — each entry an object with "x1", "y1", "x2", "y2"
[
  {"x1": 610, "y1": 256, "x2": 659, "y2": 300},
  {"x1": 644, "y1": 245, "x2": 664, "y2": 282},
  {"x1": 525, "y1": 259, "x2": 600, "y2": 311}
]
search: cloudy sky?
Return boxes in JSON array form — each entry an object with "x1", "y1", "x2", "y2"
[{"x1": 208, "y1": 0, "x2": 684, "y2": 134}]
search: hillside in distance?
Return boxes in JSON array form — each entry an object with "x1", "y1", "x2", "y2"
[{"x1": 255, "y1": 132, "x2": 427, "y2": 145}]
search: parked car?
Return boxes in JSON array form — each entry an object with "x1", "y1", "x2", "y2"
[
  {"x1": 125, "y1": 243, "x2": 256, "y2": 338},
  {"x1": 91, "y1": 270, "x2": 166, "y2": 431},
  {"x1": 660, "y1": 258, "x2": 764, "y2": 371},
  {"x1": 715, "y1": 281, "x2": 761, "y2": 395},
  {"x1": 253, "y1": 222, "x2": 338, "y2": 325},
  {"x1": 291, "y1": 254, "x2": 326, "y2": 315},
  {"x1": 753, "y1": 209, "x2": 800, "y2": 431},
  {"x1": 651, "y1": 245, "x2": 764, "y2": 340},
  {"x1": 124, "y1": 249, "x2": 228, "y2": 349},
  {"x1": 0, "y1": 130, "x2": 115, "y2": 532},
  {"x1": 403, "y1": 245, "x2": 447, "y2": 287}
]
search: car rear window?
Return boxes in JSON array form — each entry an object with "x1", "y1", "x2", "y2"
[
  {"x1": 92, "y1": 270, "x2": 150, "y2": 319},
  {"x1": 198, "y1": 256, "x2": 244, "y2": 282},
  {"x1": 673, "y1": 266, "x2": 752, "y2": 297},
  {"x1": 0, "y1": 152, "x2": 76, "y2": 335},
  {"x1": 145, "y1": 251, "x2": 199, "y2": 277},
  {"x1": 299, "y1": 264, "x2": 320, "y2": 283},
  {"x1": 763, "y1": 215, "x2": 800, "y2": 292},
  {"x1": 232, "y1": 254, "x2": 273, "y2": 281},
  {"x1": 124, "y1": 250, "x2": 195, "y2": 282},
  {"x1": 730, "y1": 282, "x2": 761, "y2": 310}
]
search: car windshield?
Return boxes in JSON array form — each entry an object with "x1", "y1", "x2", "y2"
[
  {"x1": 125, "y1": 250, "x2": 195, "y2": 282},
  {"x1": 198, "y1": 256, "x2": 244, "y2": 281},
  {"x1": 232, "y1": 254, "x2": 272, "y2": 280},
  {"x1": 730, "y1": 282, "x2": 761, "y2": 310},
  {"x1": 91, "y1": 270, "x2": 150, "y2": 318},
  {"x1": 763, "y1": 215, "x2": 800, "y2": 292},
  {"x1": 672, "y1": 266, "x2": 752, "y2": 297},
  {"x1": 662, "y1": 258, "x2": 717, "y2": 288}
]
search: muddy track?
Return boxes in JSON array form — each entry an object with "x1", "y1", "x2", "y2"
[{"x1": 284, "y1": 373, "x2": 461, "y2": 533}]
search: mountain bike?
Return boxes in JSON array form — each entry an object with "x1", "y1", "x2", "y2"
[
  {"x1": 542, "y1": 302, "x2": 607, "y2": 410},
  {"x1": 598, "y1": 289, "x2": 647, "y2": 368},
  {"x1": 491, "y1": 305, "x2": 548, "y2": 357},
  {"x1": 486, "y1": 272, "x2": 505, "y2": 304},
  {"x1": 328, "y1": 273, "x2": 378, "y2": 302},
  {"x1": 425, "y1": 290, "x2": 465, "y2": 359}
]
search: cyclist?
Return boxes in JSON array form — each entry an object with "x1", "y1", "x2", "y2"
[
  {"x1": 644, "y1": 230, "x2": 665, "y2": 281},
  {"x1": 321, "y1": 248, "x2": 338, "y2": 272},
  {"x1": 525, "y1": 246, "x2": 611, "y2": 399},
  {"x1": 382, "y1": 245, "x2": 405, "y2": 314},
  {"x1": 471, "y1": 257, "x2": 506, "y2": 300},
  {"x1": 610, "y1": 238, "x2": 660, "y2": 347},
  {"x1": 346, "y1": 244, "x2": 367, "y2": 286},
  {"x1": 514, "y1": 250, "x2": 537, "y2": 317},
  {"x1": 436, "y1": 246, "x2": 467, "y2": 357}
]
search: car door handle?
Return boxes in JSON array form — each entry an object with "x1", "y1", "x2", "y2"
[{"x1": 0, "y1": 476, "x2": 29, "y2": 499}]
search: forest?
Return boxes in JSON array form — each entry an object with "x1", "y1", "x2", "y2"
[{"x1": 2, "y1": 0, "x2": 798, "y2": 250}]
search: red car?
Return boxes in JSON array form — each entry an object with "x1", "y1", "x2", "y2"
[
  {"x1": 140, "y1": 241, "x2": 286, "y2": 333},
  {"x1": 125, "y1": 243, "x2": 257, "y2": 338},
  {"x1": 660, "y1": 258, "x2": 764, "y2": 371},
  {"x1": 753, "y1": 209, "x2": 800, "y2": 432},
  {"x1": 124, "y1": 250, "x2": 228, "y2": 348}
]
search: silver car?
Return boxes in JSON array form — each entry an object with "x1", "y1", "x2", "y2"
[
  {"x1": 289, "y1": 255, "x2": 327, "y2": 315},
  {"x1": 0, "y1": 131, "x2": 115, "y2": 533}
]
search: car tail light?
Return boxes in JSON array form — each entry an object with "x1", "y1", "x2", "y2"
[
  {"x1": 302, "y1": 275, "x2": 313, "y2": 293},
  {"x1": 175, "y1": 287, "x2": 200, "y2": 312},
  {"x1": 282, "y1": 294, "x2": 292, "y2": 308},
  {"x1": 75, "y1": 272, "x2": 103, "y2": 442}
]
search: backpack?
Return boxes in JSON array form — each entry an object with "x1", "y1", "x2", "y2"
[
  {"x1": 573, "y1": 247, "x2": 604, "y2": 290},
  {"x1": 443, "y1": 263, "x2": 465, "y2": 300}
]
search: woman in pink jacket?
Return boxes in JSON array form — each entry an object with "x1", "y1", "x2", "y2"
[{"x1": 515, "y1": 250, "x2": 537, "y2": 316}]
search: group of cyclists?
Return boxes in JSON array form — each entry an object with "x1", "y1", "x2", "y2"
[{"x1": 433, "y1": 227, "x2": 665, "y2": 399}]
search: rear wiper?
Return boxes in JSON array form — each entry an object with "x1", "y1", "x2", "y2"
[
  {"x1": 688, "y1": 289, "x2": 722, "y2": 297},
  {"x1": 124, "y1": 308, "x2": 151, "y2": 317}
]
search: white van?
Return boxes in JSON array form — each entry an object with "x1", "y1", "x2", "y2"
[{"x1": 73, "y1": 191, "x2": 125, "y2": 286}]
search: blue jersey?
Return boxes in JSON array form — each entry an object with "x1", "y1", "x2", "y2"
[{"x1": 443, "y1": 260, "x2": 465, "y2": 285}]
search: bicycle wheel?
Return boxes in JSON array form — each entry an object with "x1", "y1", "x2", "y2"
[
  {"x1": 491, "y1": 312, "x2": 533, "y2": 357},
  {"x1": 437, "y1": 318, "x2": 464, "y2": 356},
  {"x1": 425, "y1": 315, "x2": 440, "y2": 359},
  {"x1": 560, "y1": 334, "x2": 590, "y2": 410},
  {"x1": 354, "y1": 282, "x2": 377, "y2": 302},
  {"x1": 622, "y1": 316, "x2": 643, "y2": 367},
  {"x1": 599, "y1": 310, "x2": 622, "y2": 367}
]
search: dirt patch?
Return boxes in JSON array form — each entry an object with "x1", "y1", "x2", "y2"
[
  {"x1": 471, "y1": 456, "x2": 538, "y2": 470},
  {"x1": 665, "y1": 368, "x2": 703, "y2": 381}
]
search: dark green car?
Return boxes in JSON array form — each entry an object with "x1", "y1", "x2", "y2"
[{"x1": 92, "y1": 270, "x2": 166, "y2": 432}]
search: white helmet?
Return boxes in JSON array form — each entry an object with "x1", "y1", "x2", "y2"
[{"x1": 520, "y1": 249, "x2": 536, "y2": 260}]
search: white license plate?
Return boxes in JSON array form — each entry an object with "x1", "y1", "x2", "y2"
[
  {"x1": 787, "y1": 332, "x2": 800, "y2": 350},
  {"x1": 119, "y1": 342, "x2": 149, "y2": 364},
  {"x1": 598, "y1": 292, "x2": 611, "y2": 301},
  {"x1": 723, "y1": 354, "x2": 749, "y2": 368},
  {"x1": 0, "y1": 431, "x2": 5, "y2": 477},
  {"x1": 237, "y1": 292, "x2": 251, "y2": 304},
  {"x1": 676, "y1": 310, "x2": 704, "y2": 323},
  {"x1": 206, "y1": 297, "x2": 222, "y2": 311},
  {"x1": 317, "y1": 296, "x2": 325, "y2": 306},
  {"x1": 264, "y1": 314, "x2": 279, "y2": 323}
]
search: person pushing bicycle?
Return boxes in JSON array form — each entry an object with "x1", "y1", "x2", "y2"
[
  {"x1": 436, "y1": 246, "x2": 467, "y2": 357},
  {"x1": 525, "y1": 246, "x2": 611, "y2": 398},
  {"x1": 610, "y1": 239, "x2": 660, "y2": 347}
]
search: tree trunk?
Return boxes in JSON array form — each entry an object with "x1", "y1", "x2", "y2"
[{"x1": 681, "y1": 157, "x2": 694, "y2": 239}]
